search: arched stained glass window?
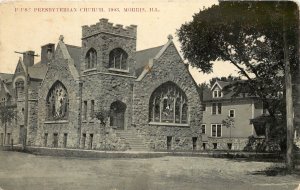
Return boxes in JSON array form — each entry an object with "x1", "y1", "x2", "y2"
[
  {"x1": 149, "y1": 82, "x2": 188, "y2": 124},
  {"x1": 109, "y1": 48, "x2": 128, "y2": 70},
  {"x1": 46, "y1": 81, "x2": 69, "y2": 120},
  {"x1": 85, "y1": 48, "x2": 97, "y2": 69}
]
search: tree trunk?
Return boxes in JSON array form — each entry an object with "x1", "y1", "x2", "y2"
[
  {"x1": 4, "y1": 122, "x2": 6, "y2": 145},
  {"x1": 284, "y1": 23, "x2": 295, "y2": 171}
]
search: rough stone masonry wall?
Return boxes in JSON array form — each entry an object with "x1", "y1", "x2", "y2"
[
  {"x1": 80, "y1": 73, "x2": 134, "y2": 150},
  {"x1": 133, "y1": 43, "x2": 203, "y2": 151},
  {"x1": 36, "y1": 52, "x2": 81, "y2": 148},
  {"x1": 80, "y1": 20, "x2": 136, "y2": 76}
]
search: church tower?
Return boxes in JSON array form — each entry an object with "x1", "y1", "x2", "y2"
[{"x1": 80, "y1": 18, "x2": 137, "y2": 76}]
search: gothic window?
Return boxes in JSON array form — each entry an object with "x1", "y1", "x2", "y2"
[
  {"x1": 149, "y1": 82, "x2": 188, "y2": 124},
  {"x1": 46, "y1": 81, "x2": 69, "y2": 120},
  {"x1": 85, "y1": 48, "x2": 97, "y2": 69},
  {"x1": 109, "y1": 48, "x2": 128, "y2": 70}
]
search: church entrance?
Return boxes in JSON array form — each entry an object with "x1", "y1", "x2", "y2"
[{"x1": 110, "y1": 101, "x2": 126, "y2": 130}]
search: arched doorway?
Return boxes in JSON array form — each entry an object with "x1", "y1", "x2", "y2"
[{"x1": 110, "y1": 101, "x2": 126, "y2": 130}]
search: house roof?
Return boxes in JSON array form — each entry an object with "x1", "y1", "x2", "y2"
[
  {"x1": 135, "y1": 45, "x2": 163, "y2": 77},
  {"x1": 66, "y1": 44, "x2": 81, "y2": 70},
  {"x1": 28, "y1": 62, "x2": 48, "y2": 80},
  {"x1": 0, "y1": 73, "x2": 13, "y2": 83},
  {"x1": 203, "y1": 80, "x2": 257, "y2": 102}
]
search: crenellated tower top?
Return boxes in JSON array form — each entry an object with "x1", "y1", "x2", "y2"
[{"x1": 82, "y1": 18, "x2": 137, "y2": 39}]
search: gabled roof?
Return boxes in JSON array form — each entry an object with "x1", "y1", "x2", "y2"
[
  {"x1": 135, "y1": 45, "x2": 163, "y2": 77},
  {"x1": 211, "y1": 80, "x2": 230, "y2": 90},
  {"x1": 55, "y1": 36, "x2": 80, "y2": 80},
  {"x1": 203, "y1": 80, "x2": 257, "y2": 102},
  {"x1": 66, "y1": 44, "x2": 81, "y2": 71},
  {"x1": 136, "y1": 35, "x2": 180, "y2": 81}
]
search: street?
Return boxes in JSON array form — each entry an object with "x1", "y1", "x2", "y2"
[{"x1": 0, "y1": 151, "x2": 299, "y2": 190}]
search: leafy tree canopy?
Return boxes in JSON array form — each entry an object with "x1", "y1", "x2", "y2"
[{"x1": 178, "y1": 1, "x2": 298, "y2": 117}]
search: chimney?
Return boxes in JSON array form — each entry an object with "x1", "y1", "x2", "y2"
[
  {"x1": 41, "y1": 43, "x2": 55, "y2": 64},
  {"x1": 23, "y1": 50, "x2": 35, "y2": 67}
]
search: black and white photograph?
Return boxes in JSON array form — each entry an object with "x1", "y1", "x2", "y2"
[{"x1": 0, "y1": 0, "x2": 299, "y2": 189}]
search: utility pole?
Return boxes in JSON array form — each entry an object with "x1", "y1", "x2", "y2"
[{"x1": 14, "y1": 51, "x2": 38, "y2": 150}]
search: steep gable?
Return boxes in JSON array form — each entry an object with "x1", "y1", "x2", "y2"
[{"x1": 54, "y1": 36, "x2": 79, "y2": 81}]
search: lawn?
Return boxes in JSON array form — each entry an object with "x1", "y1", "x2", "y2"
[{"x1": 0, "y1": 151, "x2": 299, "y2": 190}]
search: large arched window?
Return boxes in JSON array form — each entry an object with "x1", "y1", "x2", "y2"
[
  {"x1": 109, "y1": 48, "x2": 128, "y2": 70},
  {"x1": 149, "y1": 82, "x2": 188, "y2": 124},
  {"x1": 85, "y1": 48, "x2": 97, "y2": 69},
  {"x1": 46, "y1": 81, "x2": 69, "y2": 120}
]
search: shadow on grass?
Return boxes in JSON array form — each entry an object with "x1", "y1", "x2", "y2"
[{"x1": 250, "y1": 163, "x2": 300, "y2": 176}]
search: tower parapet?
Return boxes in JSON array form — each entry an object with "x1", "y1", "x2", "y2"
[{"x1": 82, "y1": 18, "x2": 137, "y2": 39}]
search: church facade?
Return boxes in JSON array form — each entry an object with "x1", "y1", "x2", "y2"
[{"x1": 0, "y1": 19, "x2": 203, "y2": 151}]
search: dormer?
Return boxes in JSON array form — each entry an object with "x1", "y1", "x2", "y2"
[{"x1": 211, "y1": 81, "x2": 223, "y2": 98}]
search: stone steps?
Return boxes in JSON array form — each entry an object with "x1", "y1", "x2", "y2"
[{"x1": 116, "y1": 130, "x2": 148, "y2": 151}]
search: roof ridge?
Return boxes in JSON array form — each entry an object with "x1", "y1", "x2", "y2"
[
  {"x1": 136, "y1": 45, "x2": 163, "y2": 53},
  {"x1": 65, "y1": 44, "x2": 81, "y2": 48}
]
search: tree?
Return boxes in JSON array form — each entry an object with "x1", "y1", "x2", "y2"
[
  {"x1": 209, "y1": 75, "x2": 241, "y2": 87},
  {"x1": 222, "y1": 116, "x2": 235, "y2": 140},
  {"x1": 95, "y1": 108, "x2": 110, "y2": 151},
  {"x1": 0, "y1": 105, "x2": 16, "y2": 145},
  {"x1": 177, "y1": 1, "x2": 298, "y2": 170}
]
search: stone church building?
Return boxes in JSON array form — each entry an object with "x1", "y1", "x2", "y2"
[{"x1": 0, "y1": 19, "x2": 203, "y2": 151}]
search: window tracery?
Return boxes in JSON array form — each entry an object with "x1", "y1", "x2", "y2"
[
  {"x1": 46, "y1": 81, "x2": 69, "y2": 120},
  {"x1": 149, "y1": 82, "x2": 188, "y2": 124}
]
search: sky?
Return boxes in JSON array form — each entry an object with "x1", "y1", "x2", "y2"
[{"x1": 0, "y1": 0, "x2": 239, "y2": 84}]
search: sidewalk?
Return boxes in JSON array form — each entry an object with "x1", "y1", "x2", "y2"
[{"x1": 2, "y1": 144, "x2": 296, "y2": 161}]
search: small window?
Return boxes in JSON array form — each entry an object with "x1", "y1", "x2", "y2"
[
  {"x1": 53, "y1": 133, "x2": 58, "y2": 148},
  {"x1": 91, "y1": 100, "x2": 95, "y2": 119},
  {"x1": 167, "y1": 136, "x2": 172, "y2": 150},
  {"x1": 89, "y1": 134, "x2": 94, "y2": 149},
  {"x1": 213, "y1": 143, "x2": 218, "y2": 149},
  {"x1": 211, "y1": 124, "x2": 222, "y2": 137},
  {"x1": 227, "y1": 143, "x2": 232, "y2": 150},
  {"x1": 63, "y1": 133, "x2": 68, "y2": 148},
  {"x1": 212, "y1": 103, "x2": 222, "y2": 115},
  {"x1": 83, "y1": 101, "x2": 87, "y2": 121},
  {"x1": 201, "y1": 124, "x2": 206, "y2": 134},
  {"x1": 202, "y1": 143, "x2": 206, "y2": 150},
  {"x1": 192, "y1": 137, "x2": 197, "y2": 150},
  {"x1": 229, "y1": 109, "x2": 235, "y2": 118},
  {"x1": 44, "y1": 133, "x2": 48, "y2": 147},
  {"x1": 82, "y1": 133, "x2": 86, "y2": 149},
  {"x1": 213, "y1": 90, "x2": 222, "y2": 98}
]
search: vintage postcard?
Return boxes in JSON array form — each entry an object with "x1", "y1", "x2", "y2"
[{"x1": 0, "y1": 0, "x2": 299, "y2": 190}]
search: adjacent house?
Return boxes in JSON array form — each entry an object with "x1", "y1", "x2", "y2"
[{"x1": 201, "y1": 80, "x2": 267, "y2": 150}]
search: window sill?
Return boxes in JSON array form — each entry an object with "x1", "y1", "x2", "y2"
[
  {"x1": 108, "y1": 68, "x2": 129, "y2": 73},
  {"x1": 44, "y1": 120, "x2": 69, "y2": 124},
  {"x1": 82, "y1": 120, "x2": 95, "y2": 123},
  {"x1": 83, "y1": 68, "x2": 97, "y2": 73},
  {"x1": 149, "y1": 122, "x2": 189, "y2": 127}
]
